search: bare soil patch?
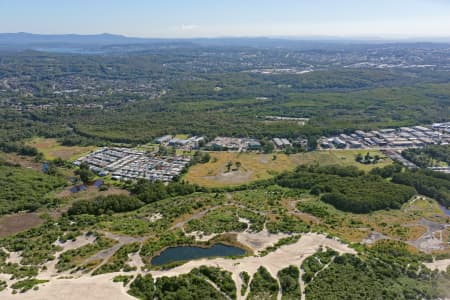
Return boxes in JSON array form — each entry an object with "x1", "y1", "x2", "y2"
[{"x1": 0, "y1": 212, "x2": 43, "y2": 238}]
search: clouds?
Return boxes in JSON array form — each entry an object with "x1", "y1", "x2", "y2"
[{"x1": 179, "y1": 24, "x2": 199, "y2": 31}]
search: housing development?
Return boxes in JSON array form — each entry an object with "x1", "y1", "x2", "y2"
[
  {"x1": 320, "y1": 123, "x2": 450, "y2": 150},
  {"x1": 74, "y1": 147, "x2": 191, "y2": 182}
]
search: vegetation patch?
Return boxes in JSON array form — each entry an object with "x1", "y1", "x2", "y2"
[
  {"x1": 68, "y1": 195, "x2": 144, "y2": 216},
  {"x1": 92, "y1": 242, "x2": 140, "y2": 275},
  {"x1": 0, "y1": 280, "x2": 6, "y2": 292},
  {"x1": 186, "y1": 207, "x2": 249, "y2": 235},
  {"x1": 56, "y1": 234, "x2": 117, "y2": 272},
  {"x1": 11, "y1": 278, "x2": 48, "y2": 293},
  {"x1": 240, "y1": 271, "x2": 250, "y2": 296},
  {"x1": 278, "y1": 266, "x2": 302, "y2": 300},
  {"x1": 128, "y1": 272, "x2": 228, "y2": 300},
  {"x1": 128, "y1": 274, "x2": 155, "y2": 300},
  {"x1": 304, "y1": 245, "x2": 450, "y2": 300},
  {"x1": 113, "y1": 275, "x2": 134, "y2": 286},
  {"x1": 192, "y1": 266, "x2": 236, "y2": 299},
  {"x1": 276, "y1": 165, "x2": 416, "y2": 213},
  {"x1": 301, "y1": 247, "x2": 338, "y2": 283},
  {"x1": 248, "y1": 266, "x2": 279, "y2": 300},
  {"x1": 0, "y1": 162, "x2": 66, "y2": 215}
]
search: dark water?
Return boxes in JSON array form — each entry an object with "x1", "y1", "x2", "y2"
[
  {"x1": 440, "y1": 205, "x2": 450, "y2": 216},
  {"x1": 151, "y1": 243, "x2": 246, "y2": 266}
]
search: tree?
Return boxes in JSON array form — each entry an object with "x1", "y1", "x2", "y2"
[
  {"x1": 263, "y1": 142, "x2": 274, "y2": 154},
  {"x1": 75, "y1": 162, "x2": 94, "y2": 184},
  {"x1": 226, "y1": 161, "x2": 233, "y2": 172},
  {"x1": 307, "y1": 137, "x2": 318, "y2": 151},
  {"x1": 356, "y1": 153, "x2": 363, "y2": 163},
  {"x1": 201, "y1": 152, "x2": 211, "y2": 163}
]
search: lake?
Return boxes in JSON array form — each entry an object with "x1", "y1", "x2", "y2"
[{"x1": 151, "y1": 243, "x2": 246, "y2": 266}]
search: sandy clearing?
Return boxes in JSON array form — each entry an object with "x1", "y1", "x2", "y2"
[
  {"x1": 237, "y1": 227, "x2": 289, "y2": 253},
  {"x1": 147, "y1": 213, "x2": 163, "y2": 223},
  {"x1": 5, "y1": 251, "x2": 22, "y2": 265},
  {"x1": 0, "y1": 233, "x2": 354, "y2": 300},
  {"x1": 1, "y1": 248, "x2": 22, "y2": 265},
  {"x1": 0, "y1": 273, "x2": 135, "y2": 300},
  {"x1": 128, "y1": 252, "x2": 144, "y2": 270},
  {"x1": 54, "y1": 234, "x2": 97, "y2": 251},
  {"x1": 425, "y1": 259, "x2": 450, "y2": 272},
  {"x1": 186, "y1": 231, "x2": 219, "y2": 242}
]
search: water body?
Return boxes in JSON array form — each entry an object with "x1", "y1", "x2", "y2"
[
  {"x1": 33, "y1": 47, "x2": 105, "y2": 54},
  {"x1": 440, "y1": 205, "x2": 450, "y2": 216},
  {"x1": 151, "y1": 243, "x2": 246, "y2": 266}
]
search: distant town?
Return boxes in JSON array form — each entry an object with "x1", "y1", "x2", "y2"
[{"x1": 319, "y1": 122, "x2": 450, "y2": 150}]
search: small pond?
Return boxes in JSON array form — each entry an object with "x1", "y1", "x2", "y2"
[
  {"x1": 151, "y1": 243, "x2": 246, "y2": 266},
  {"x1": 440, "y1": 205, "x2": 450, "y2": 216}
]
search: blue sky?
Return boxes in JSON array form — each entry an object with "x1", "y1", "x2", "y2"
[{"x1": 1, "y1": 0, "x2": 450, "y2": 38}]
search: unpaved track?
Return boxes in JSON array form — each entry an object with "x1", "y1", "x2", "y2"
[{"x1": 425, "y1": 259, "x2": 450, "y2": 272}]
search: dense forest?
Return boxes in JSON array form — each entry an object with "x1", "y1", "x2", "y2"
[{"x1": 392, "y1": 169, "x2": 450, "y2": 208}]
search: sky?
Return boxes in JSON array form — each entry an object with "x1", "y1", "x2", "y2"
[{"x1": 0, "y1": 0, "x2": 450, "y2": 38}]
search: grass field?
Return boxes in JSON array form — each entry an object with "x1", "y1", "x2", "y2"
[
  {"x1": 184, "y1": 150, "x2": 392, "y2": 188},
  {"x1": 175, "y1": 134, "x2": 190, "y2": 140},
  {"x1": 26, "y1": 137, "x2": 97, "y2": 161}
]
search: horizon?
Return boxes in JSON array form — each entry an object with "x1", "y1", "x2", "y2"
[
  {"x1": 2, "y1": 32, "x2": 450, "y2": 43},
  {"x1": 1, "y1": 0, "x2": 450, "y2": 39}
]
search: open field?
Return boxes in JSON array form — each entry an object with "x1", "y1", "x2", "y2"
[
  {"x1": 26, "y1": 138, "x2": 97, "y2": 161},
  {"x1": 0, "y1": 212, "x2": 44, "y2": 238},
  {"x1": 184, "y1": 152, "x2": 294, "y2": 187},
  {"x1": 0, "y1": 152, "x2": 42, "y2": 171},
  {"x1": 290, "y1": 150, "x2": 392, "y2": 172},
  {"x1": 56, "y1": 185, "x2": 130, "y2": 201},
  {"x1": 184, "y1": 150, "x2": 392, "y2": 187}
]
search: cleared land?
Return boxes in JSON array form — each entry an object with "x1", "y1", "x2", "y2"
[
  {"x1": 26, "y1": 138, "x2": 97, "y2": 161},
  {"x1": 184, "y1": 150, "x2": 392, "y2": 187},
  {"x1": 0, "y1": 213, "x2": 44, "y2": 238}
]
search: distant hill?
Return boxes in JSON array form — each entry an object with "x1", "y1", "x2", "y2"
[
  {"x1": 0, "y1": 32, "x2": 190, "y2": 52},
  {"x1": 0, "y1": 32, "x2": 156, "y2": 45}
]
